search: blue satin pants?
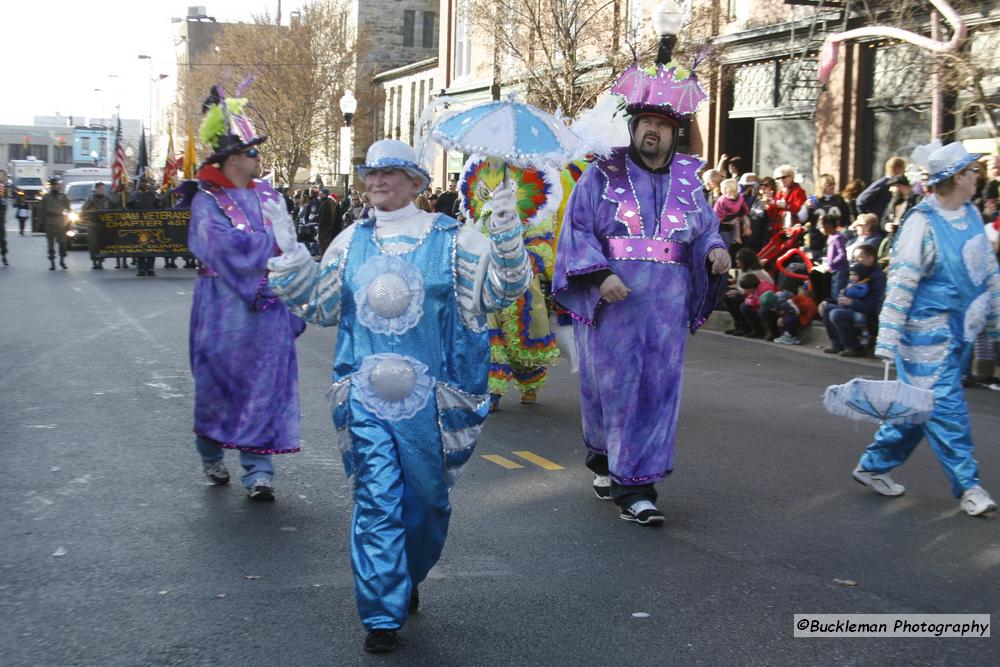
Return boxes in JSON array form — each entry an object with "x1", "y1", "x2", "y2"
[
  {"x1": 348, "y1": 397, "x2": 451, "y2": 630},
  {"x1": 859, "y1": 344, "x2": 982, "y2": 498}
]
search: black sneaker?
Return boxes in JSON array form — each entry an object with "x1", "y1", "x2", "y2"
[
  {"x1": 408, "y1": 586, "x2": 419, "y2": 613},
  {"x1": 247, "y1": 480, "x2": 275, "y2": 501},
  {"x1": 363, "y1": 629, "x2": 399, "y2": 653},
  {"x1": 619, "y1": 500, "x2": 665, "y2": 527},
  {"x1": 592, "y1": 474, "x2": 612, "y2": 501}
]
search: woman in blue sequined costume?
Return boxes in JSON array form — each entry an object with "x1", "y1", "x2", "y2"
[
  {"x1": 266, "y1": 140, "x2": 532, "y2": 652},
  {"x1": 852, "y1": 142, "x2": 1000, "y2": 516}
]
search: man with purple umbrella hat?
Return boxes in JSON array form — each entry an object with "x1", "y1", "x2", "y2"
[
  {"x1": 553, "y1": 3, "x2": 730, "y2": 527},
  {"x1": 848, "y1": 140, "x2": 1000, "y2": 516},
  {"x1": 179, "y1": 85, "x2": 304, "y2": 501}
]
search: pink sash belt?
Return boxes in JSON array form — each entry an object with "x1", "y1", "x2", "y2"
[{"x1": 605, "y1": 237, "x2": 690, "y2": 264}]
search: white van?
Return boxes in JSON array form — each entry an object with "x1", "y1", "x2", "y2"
[{"x1": 62, "y1": 167, "x2": 112, "y2": 186}]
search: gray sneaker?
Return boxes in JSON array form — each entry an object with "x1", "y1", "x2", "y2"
[
  {"x1": 852, "y1": 465, "x2": 905, "y2": 496},
  {"x1": 202, "y1": 460, "x2": 230, "y2": 485},
  {"x1": 247, "y1": 478, "x2": 275, "y2": 501}
]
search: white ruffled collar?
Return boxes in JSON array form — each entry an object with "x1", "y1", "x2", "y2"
[{"x1": 373, "y1": 202, "x2": 419, "y2": 224}]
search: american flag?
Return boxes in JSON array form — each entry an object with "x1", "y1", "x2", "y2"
[{"x1": 111, "y1": 119, "x2": 128, "y2": 193}]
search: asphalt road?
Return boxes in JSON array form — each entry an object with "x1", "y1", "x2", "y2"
[{"x1": 2, "y1": 210, "x2": 997, "y2": 666}]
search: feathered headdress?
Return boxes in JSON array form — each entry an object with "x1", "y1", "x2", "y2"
[{"x1": 198, "y1": 85, "x2": 267, "y2": 166}]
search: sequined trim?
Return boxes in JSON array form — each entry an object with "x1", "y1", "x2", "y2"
[
  {"x1": 327, "y1": 377, "x2": 353, "y2": 475},
  {"x1": 962, "y1": 234, "x2": 993, "y2": 286},
  {"x1": 193, "y1": 430, "x2": 299, "y2": 455},
  {"x1": 964, "y1": 292, "x2": 990, "y2": 341},
  {"x1": 898, "y1": 340, "x2": 950, "y2": 365}
]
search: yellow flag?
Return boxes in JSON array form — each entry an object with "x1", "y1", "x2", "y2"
[{"x1": 183, "y1": 118, "x2": 197, "y2": 179}]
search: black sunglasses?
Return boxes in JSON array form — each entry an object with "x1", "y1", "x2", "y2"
[{"x1": 242, "y1": 147, "x2": 260, "y2": 158}]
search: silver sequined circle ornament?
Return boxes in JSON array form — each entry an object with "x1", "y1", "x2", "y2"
[
  {"x1": 368, "y1": 358, "x2": 417, "y2": 403},
  {"x1": 367, "y1": 272, "x2": 412, "y2": 318}
]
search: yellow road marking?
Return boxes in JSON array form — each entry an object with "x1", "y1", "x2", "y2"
[
  {"x1": 512, "y1": 450, "x2": 564, "y2": 471},
  {"x1": 481, "y1": 454, "x2": 524, "y2": 469}
]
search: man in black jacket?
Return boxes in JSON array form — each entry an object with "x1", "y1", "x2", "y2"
[
  {"x1": 128, "y1": 180, "x2": 160, "y2": 276},
  {"x1": 857, "y1": 156, "x2": 906, "y2": 219},
  {"x1": 434, "y1": 179, "x2": 459, "y2": 215}
]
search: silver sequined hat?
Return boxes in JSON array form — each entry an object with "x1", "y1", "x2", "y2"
[{"x1": 356, "y1": 139, "x2": 431, "y2": 191}]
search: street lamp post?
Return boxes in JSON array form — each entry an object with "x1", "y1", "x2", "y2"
[
  {"x1": 339, "y1": 90, "x2": 357, "y2": 199},
  {"x1": 652, "y1": 0, "x2": 685, "y2": 64}
]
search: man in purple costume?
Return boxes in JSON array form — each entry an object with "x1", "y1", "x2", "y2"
[
  {"x1": 554, "y1": 57, "x2": 730, "y2": 526},
  {"x1": 183, "y1": 87, "x2": 304, "y2": 501}
]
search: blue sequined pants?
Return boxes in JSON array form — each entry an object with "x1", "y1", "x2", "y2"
[
  {"x1": 348, "y1": 398, "x2": 451, "y2": 630},
  {"x1": 859, "y1": 344, "x2": 982, "y2": 498}
]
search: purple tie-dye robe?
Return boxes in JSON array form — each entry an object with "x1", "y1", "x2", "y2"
[
  {"x1": 553, "y1": 149, "x2": 725, "y2": 485},
  {"x1": 187, "y1": 181, "x2": 304, "y2": 454}
]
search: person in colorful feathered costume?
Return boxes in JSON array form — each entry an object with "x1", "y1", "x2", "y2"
[
  {"x1": 265, "y1": 139, "x2": 531, "y2": 652},
  {"x1": 458, "y1": 155, "x2": 562, "y2": 408},
  {"x1": 176, "y1": 86, "x2": 304, "y2": 501},
  {"x1": 553, "y1": 20, "x2": 730, "y2": 527},
  {"x1": 851, "y1": 140, "x2": 1000, "y2": 516}
]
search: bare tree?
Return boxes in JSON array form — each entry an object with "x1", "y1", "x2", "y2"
[
  {"x1": 179, "y1": 0, "x2": 365, "y2": 185},
  {"x1": 468, "y1": 0, "x2": 724, "y2": 117}
]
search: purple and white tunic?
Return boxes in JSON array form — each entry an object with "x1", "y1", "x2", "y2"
[{"x1": 553, "y1": 148, "x2": 725, "y2": 484}]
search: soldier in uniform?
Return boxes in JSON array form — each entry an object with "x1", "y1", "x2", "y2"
[
  {"x1": 127, "y1": 180, "x2": 160, "y2": 277},
  {"x1": 82, "y1": 182, "x2": 114, "y2": 270},
  {"x1": 40, "y1": 177, "x2": 71, "y2": 270}
]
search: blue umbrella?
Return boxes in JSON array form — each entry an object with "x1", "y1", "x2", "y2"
[
  {"x1": 430, "y1": 99, "x2": 578, "y2": 170},
  {"x1": 823, "y1": 362, "x2": 935, "y2": 425}
]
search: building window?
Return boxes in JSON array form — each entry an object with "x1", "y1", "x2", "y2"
[
  {"x1": 54, "y1": 146, "x2": 73, "y2": 164},
  {"x1": 99, "y1": 136, "x2": 108, "y2": 155},
  {"x1": 404, "y1": 10, "x2": 415, "y2": 48},
  {"x1": 81, "y1": 137, "x2": 91, "y2": 153},
  {"x1": 12, "y1": 144, "x2": 49, "y2": 161},
  {"x1": 422, "y1": 12, "x2": 435, "y2": 49},
  {"x1": 453, "y1": 2, "x2": 471, "y2": 79}
]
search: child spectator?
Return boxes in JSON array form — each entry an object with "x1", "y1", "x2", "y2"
[
  {"x1": 738, "y1": 272, "x2": 777, "y2": 339},
  {"x1": 772, "y1": 290, "x2": 816, "y2": 345},
  {"x1": 724, "y1": 248, "x2": 772, "y2": 336},
  {"x1": 819, "y1": 214, "x2": 849, "y2": 300},
  {"x1": 714, "y1": 178, "x2": 750, "y2": 253},
  {"x1": 842, "y1": 263, "x2": 873, "y2": 346}
]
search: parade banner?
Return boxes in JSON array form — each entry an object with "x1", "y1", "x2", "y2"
[{"x1": 92, "y1": 209, "x2": 190, "y2": 257}]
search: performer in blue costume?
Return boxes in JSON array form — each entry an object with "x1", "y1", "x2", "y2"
[
  {"x1": 265, "y1": 140, "x2": 531, "y2": 652},
  {"x1": 853, "y1": 141, "x2": 1000, "y2": 516}
]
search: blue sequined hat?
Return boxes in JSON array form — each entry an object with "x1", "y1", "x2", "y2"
[
  {"x1": 913, "y1": 141, "x2": 983, "y2": 186},
  {"x1": 356, "y1": 139, "x2": 431, "y2": 191}
]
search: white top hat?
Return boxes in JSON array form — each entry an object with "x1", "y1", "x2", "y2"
[
  {"x1": 912, "y1": 140, "x2": 982, "y2": 186},
  {"x1": 356, "y1": 139, "x2": 431, "y2": 190}
]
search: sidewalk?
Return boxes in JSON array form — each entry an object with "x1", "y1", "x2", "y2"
[{"x1": 699, "y1": 310, "x2": 883, "y2": 369}]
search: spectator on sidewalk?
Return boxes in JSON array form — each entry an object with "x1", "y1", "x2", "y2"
[
  {"x1": 714, "y1": 178, "x2": 750, "y2": 254},
  {"x1": 858, "y1": 156, "x2": 906, "y2": 219},
  {"x1": 749, "y1": 176, "x2": 783, "y2": 246},
  {"x1": 738, "y1": 272, "x2": 777, "y2": 339},
  {"x1": 724, "y1": 248, "x2": 771, "y2": 336},
  {"x1": 773, "y1": 165, "x2": 807, "y2": 228},
  {"x1": 846, "y1": 212, "x2": 885, "y2": 260},
  {"x1": 773, "y1": 289, "x2": 817, "y2": 346},
  {"x1": 822, "y1": 251, "x2": 886, "y2": 357}
]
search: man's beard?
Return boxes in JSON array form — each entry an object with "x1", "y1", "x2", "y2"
[{"x1": 637, "y1": 135, "x2": 662, "y2": 159}]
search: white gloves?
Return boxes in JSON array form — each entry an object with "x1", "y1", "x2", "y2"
[
  {"x1": 261, "y1": 198, "x2": 299, "y2": 255},
  {"x1": 488, "y1": 186, "x2": 519, "y2": 233}
]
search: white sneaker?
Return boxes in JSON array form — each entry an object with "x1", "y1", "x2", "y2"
[
  {"x1": 202, "y1": 460, "x2": 230, "y2": 485},
  {"x1": 960, "y1": 486, "x2": 997, "y2": 516},
  {"x1": 593, "y1": 475, "x2": 612, "y2": 501},
  {"x1": 852, "y1": 465, "x2": 905, "y2": 496}
]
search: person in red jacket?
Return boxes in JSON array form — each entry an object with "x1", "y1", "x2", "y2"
[{"x1": 773, "y1": 164, "x2": 807, "y2": 228}]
